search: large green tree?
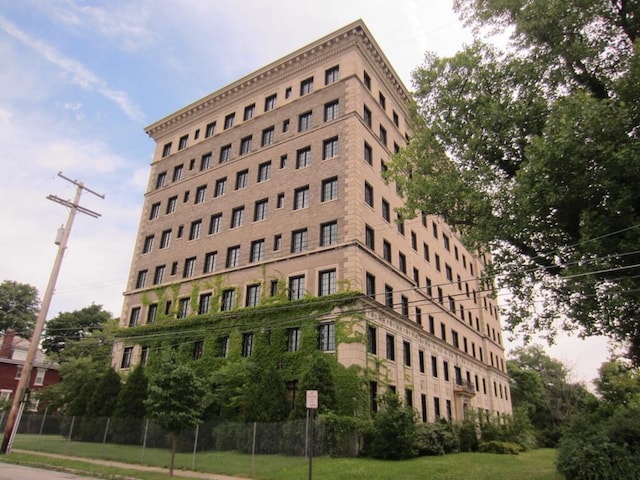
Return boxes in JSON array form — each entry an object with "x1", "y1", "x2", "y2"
[
  {"x1": 42, "y1": 304, "x2": 114, "y2": 361},
  {"x1": 388, "y1": 0, "x2": 640, "y2": 361},
  {"x1": 507, "y1": 345, "x2": 594, "y2": 446},
  {"x1": 0, "y1": 280, "x2": 39, "y2": 338}
]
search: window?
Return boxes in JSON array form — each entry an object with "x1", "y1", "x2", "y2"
[
  {"x1": 384, "y1": 284, "x2": 393, "y2": 308},
  {"x1": 242, "y1": 333, "x2": 253, "y2": 357},
  {"x1": 165, "y1": 196, "x2": 177, "y2": 214},
  {"x1": 280, "y1": 154, "x2": 287, "y2": 168},
  {"x1": 296, "y1": 147, "x2": 311, "y2": 168},
  {"x1": 205, "y1": 121, "x2": 216, "y2": 137},
  {"x1": 246, "y1": 284, "x2": 261, "y2": 307},
  {"x1": 425, "y1": 277, "x2": 432, "y2": 296},
  {"x1": 221, "y1": 289, "x2": 235, "y2": 311},
  {"x1": 324, "y1": 100, "x2": 339, "y2": 121},
  {"x1": 193, "y1": 340, "x2": 204, "y2": 360},
  {"x1": 149, "y1": 202, "x2": 160, "y2": 220},
  {"x1": 364, "y1": 70, "x2": 371, "y2": 89},
  {"x1": 365, "y1": 225, "x2": 375, "y2": 249},
  {"x1": 153, "y1": 265, "x2": 165, "y2": 284},
  {"x1": 432, "y1": 221, "x2": 438, "y2": 238},
  {"x1": 445, "y1": 264, "x2": 453, "y2": 281},
  {"x1": 183, "y1": 257, "x2": 196, "y2": 278},
  {"x1": 453, "y1": 331, "x2": 460, "y2": 349},
  {"x1": 147, "y1": 304, "x2": 157, "y2": 324},
  {"x1": 178, "y1": 134, "x2": 188, "y2": 150},
  {"x1": 162, "y1": 143, "x2": 172, "y2": 157},
  {"x1": 383, "y1": 240, "x2": 392, "y2": 262},
  {"x1": 378, "y1": 92, "x2": 386, "y2": 109},
  {"x1": 318, "y1": 323, "x2": 335, "y2": 351},
  {"x1": 287, "y1": 328, "x2": 301, "y2": 352},
  {"x1": 431, "y1": 355, "x2": 438, "y2": 377},
  {"x1": 203, "y1": 251, "x2": 217, "y2": 273},
  {"x1": 386, "y1": 334, "x2": 395, "y2": 361},
  {"x1": 401, "y1": 295, "x2": 409, "y2": 317},
  {"x1": 218, "y1": 336, "x2": 229, "y2": 358},
  {"x1": 382, "y1": 199, "x2": 390, "y2": 222},
  {"x1": 159, "y1": 229, "x2": 171, "y2": 249},
  {"x1": 155, "y1": 172, "x2": 167, "y2": 190},
  {"x1": 121, "y1": 347, "x2": 133, "y2": 369},
  {"x1": 235, "y1": 170, "x2": 248, "y2": 190},
  {"x1": 321, "y1": 177, "x2": 338, "y2": 202},
  {"x1": 214, "y1": 178, "x2": 227, "y2": 197},
  {"x1": 129, "y1": 307, "x2": 140, "y2": 326},
  {"x1": 189, "y1": 219, "x2": 202, "y2": 240},
  {"x1": 298, "y1": 111, "x2": 312, "y2": 132},
  {"x1": 231, "y1": 206, "x2": 244, "y2": 228},
  {"x1": 381, "y1": 160, "x2": 388, "y2": 177},
  {"x1": 172, "y1": 164, "x2": 183, "y2": 182},
  {"x1": 366, "y1": 272, "x2": 376, "y2": 297},
  {"x1": 367, "y1": 325, "x2": 377, "y2": 354},
  {"x1": 282, "y1": 119, "x2": 290, "y2": 132},
  {"x1": 323, "y1": 137, "x2": 339, "y2": 159},
  {"x1": 277, "y1": 192, "x2": 285, "y2": 208},
  {"x1": 291, "y1": 228, "x2": 308, "y2": 253},
  {"x1": 209, "y1": 213, "x2": 222, "y2": 234},
  {"x1": 243, "y1": 103, "x2": 255, "y2": 121},
  {"x1": 293, "y1": 186, "x2": 309, "y2": 209},
  {"x1": 440, "y1": 323, "x2": 447, "y2": 341},
  {"x1": 419, "y1": 350, "x2": 425, "y2": 373},
  {"x1": 273, "y1": 234, "x2": 282, "y2": 251},
  {"x1": 443, "y1": 361, "x2": 450, "y2": 381},
  {"x1": 416, "y1": 306, "x2": 423, "y2": 325},
  {"x1": 379, "y1": 125, "x2": 387, "y2": 146},
  {"x1": 289, "y1": 275, "x2": 305, "y2": 300},
  {"x1": 318, "y1": 269, "x2": 337, "y2": 296},
  {"x1": 429, "y1": 315, "x2": 435, "y2": 334},
  {"x1": 443, "y1": 234, "x2": 450, "y2": 251},
  {"x1": 363, "y1": 105, "x2": 372, "y2": 127},
  {"x1": 136, "y1": 270, "x2": 147, "y2": 289},
  {"x1": 200, "y1": 152, "x2": 212, "y2": 171},
  {"x1": 177, "y1": 298, "x2": 189, "y2": 318},
  {"x1": 254, "y1": 199, "x2": 268, "y2": 221},
  {"x1": 142, "y1": 235, "x2": 154, "y2": 254},
  {"x1": 239, "y1": 136, "x2": 252, "y2": 155},
  {"x1": 177, "y1": 225, "x2": 183, "y2": 238},
  {"x1": 226, "y1": 246, "x2": 240, "y2": 268},
  {"x1": 399, "y1": 252, "x2": 407, "y2": 273},
  {"x1": 413, "y1": 267, "x2": 420, "y2": 285},
  {"x1": 435, "y1": 254, "x2": 441, "y2": 271},
  {"x1": 423, "y1": 243, "x2": 430, "y2": 261},
  {"x1": 257, "y1": 161, "x2": 271, "y2": 182},
  {"x1": 320, "y1": 221, "x2": 338, "y2": 246},
  {"x1": 224, "y1": 113, "x2": 235, "y2": 129},
  {"x1": 300, "y1": 77, "x2": 314, "y2": 95},
  {"x1": 364, "y1": 182, "x2": 373, "y2": 208},
  {"x1": 219, "y1": 144, "x2": 231, "y2": 163},
  {"x1": 364, "y1": 142, "x2": 373, "y2": 165},
  {"x1": 434, "y1": 397, "x2": 441, "y2": 418},
  {"x1": 285, "y1": 86, "x2": 292, "y2": 98},
  {"x1": 325, "y1": 65, "x2": 339, "y2": 84},
  {"x1": 264, "y1": 93, "x2": 277, "y2": 111},
  {"x1": 403, "y1": 341, "x2": 411, "y2": 366},
  {"x1": 261, "y1": 126, "x2": 275, "y2": 146},
  {"x1": 393, "y1": 111, "x2": 399, "y2": 127},
  {"x1": 195, "y1": 185, "x2": 207, "y2": 204},
  {"x1": 183, "y1": 190, "x2": 190, "y2": 203},
  {"x1": 250, "y1": 239, "x2": 265, "y2": 262}
]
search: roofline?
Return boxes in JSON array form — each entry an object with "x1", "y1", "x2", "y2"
[{"x1": 145, "y1": 19, "x2": 411, "y2": 138}]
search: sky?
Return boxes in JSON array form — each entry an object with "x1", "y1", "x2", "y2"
[{"x1": 0, "y1": 0, "x2": 611, "y2": 386}]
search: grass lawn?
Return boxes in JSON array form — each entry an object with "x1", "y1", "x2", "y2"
[{"x1": 5, "y1": 434, "x2": 563, "y2": 480}]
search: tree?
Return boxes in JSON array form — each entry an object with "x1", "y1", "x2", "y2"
[
  {"x1": 86, "y1": 368, "x2": 121, "y2": 418},
  {"x1": 112, "y1": 365, "x2": 148, "y2": 444},
  {"x1": 42, "y1": 304, "x2": 113, "y2": 361},
  {"x1": 387, "y1": 0, "x2": 640, "y2": 361},
  {"x1": 0, "y1": 280, "x2": 39, "y2": 338},
  {"x1": 507, "y1": 345, "x2": 594, "y2": 446},
  {"x1": 145, "y1": 350, "x2": 209, "y2": 476}
]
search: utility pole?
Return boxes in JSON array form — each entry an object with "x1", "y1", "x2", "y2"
[{"x1": 0, "y1": 172, "x2": 104, "y2": 454}]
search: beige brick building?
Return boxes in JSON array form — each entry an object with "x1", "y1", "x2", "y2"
[{"x1": 114, "y1": 20, "x2": 512, "y2": 422}]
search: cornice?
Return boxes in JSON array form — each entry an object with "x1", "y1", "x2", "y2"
[{"x1": 145, "y1": 20, "x2": 410, "y2": 139}]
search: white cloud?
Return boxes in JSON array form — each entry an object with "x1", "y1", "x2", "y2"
[{"x1": 0, "y1": 14, "x2": 144, "y2": 121}]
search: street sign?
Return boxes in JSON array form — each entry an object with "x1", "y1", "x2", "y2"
[{"x1": 306, "y1": 390, "x2": 318, "y2": 409}]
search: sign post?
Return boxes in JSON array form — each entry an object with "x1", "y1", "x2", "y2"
[{"x1": 306, "y1": 390, "x2": 318, "y2": 480}]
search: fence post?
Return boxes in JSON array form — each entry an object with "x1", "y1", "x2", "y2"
[
  {"x1": 251, "y1": 422, "x2": 257, "y2": 476},
  {"x1": 141, "y1": 418, "x2": 149, "y2": 463},
  {"x1": 191, "y1": 423, "x2": 200, "y2": 470},
  {"x1": 67, "y1": 416, "x2": 75, "y2": 442},
  {"x1": 39, "y1": 407, "x2": 48, "y2": 435},
  {"x1": 102, "y1": 417, "x2": 110, "y2": 444}
]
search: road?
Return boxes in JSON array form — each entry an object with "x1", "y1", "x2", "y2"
[{"x1": 0, "y1": 464, "x2": 97, "y2": 480}]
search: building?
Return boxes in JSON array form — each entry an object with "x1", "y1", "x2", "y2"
[
  {"x1": 113, "y1": 20, "x2": 512, "y2": 422},
  {"x1": 0, "y1": 329, "x2": 60, "y2": 410}
]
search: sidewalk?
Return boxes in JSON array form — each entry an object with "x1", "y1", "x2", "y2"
[{"x1": 12, "y1": 449, "x2": 254, "y2": 480}]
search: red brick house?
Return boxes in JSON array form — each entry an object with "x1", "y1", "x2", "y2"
[{"x1": 0, "y1": 329, "x2": 60, "y2": 411}]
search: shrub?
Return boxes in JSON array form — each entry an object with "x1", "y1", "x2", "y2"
[
  {"x1": 456, "y1": 419, "x2": 479, "y2": 452},
  {"x1": 417, "y1": 420, "x2": 460, "y2": 456},
  {"x1": 478, "y1": 440, "x2": 520, "y2": 455},
  {"x1": 365, "y1": 392, "x2": 420, "y2": 460}
]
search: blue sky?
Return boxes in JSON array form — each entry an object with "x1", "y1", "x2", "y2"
[{"x1": 0, "y1": 0, "x2": 609, "y2": 384}]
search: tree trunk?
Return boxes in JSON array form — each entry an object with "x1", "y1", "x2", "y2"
[{"x1": 170, "y1": 432, "x2": 176, "y2": 476}]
